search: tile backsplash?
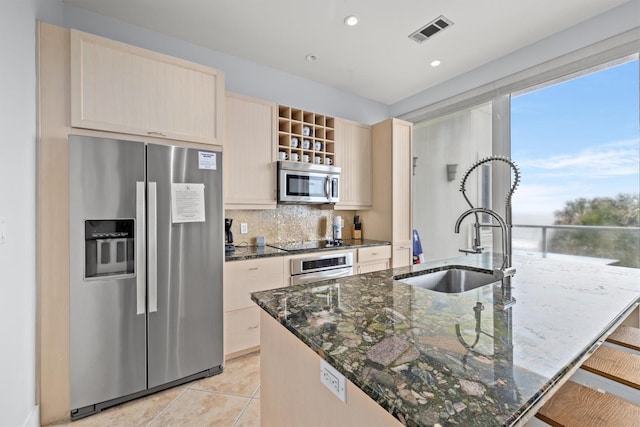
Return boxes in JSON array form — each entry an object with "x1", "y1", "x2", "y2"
[{"x1": 225, "y1": 205, "x2": 355, "y2": 245}]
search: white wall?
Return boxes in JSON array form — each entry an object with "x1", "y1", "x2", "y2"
[
  {"x1": 61, "y1": 4, "x2": 389, "y2": 125},
  {"x1": 0, "y1": 1, "x2": 62, "y2": 426},
  {"x1": 413, "y1": 105, "x2": 492, "y2": 261}
]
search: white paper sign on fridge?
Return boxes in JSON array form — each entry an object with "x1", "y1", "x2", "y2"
[
  {"x1": 171, "y1": 183, "x2": 206, "y2": 223},
  {"x1": 198, "y1": 151, "x2": 217, "y2": 170}
]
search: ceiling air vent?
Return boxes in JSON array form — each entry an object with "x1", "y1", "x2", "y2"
[{"x1": 408, "y1": 15, "x2": 453, "y2": 43}]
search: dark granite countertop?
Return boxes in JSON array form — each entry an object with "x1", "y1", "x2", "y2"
[
  {"x1": 224, "y1": 245, "x2": 289, "y2": 261},
  {"x1": 225, "y1": 239, "x2": 390, "y2": 262},
  {"x1": 251, "y1": 253, "x2": 640, "y2": 426}
]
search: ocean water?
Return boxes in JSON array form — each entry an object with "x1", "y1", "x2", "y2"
[{"x1": 512, "y1": 212, "x2": 554, "y2": 251}]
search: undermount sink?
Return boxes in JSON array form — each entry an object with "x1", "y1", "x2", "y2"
[{"x1": 396, "y1": 267, "x2": 499, "y2": 293}]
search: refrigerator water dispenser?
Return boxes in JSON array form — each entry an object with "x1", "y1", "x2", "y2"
[{"x1": 85, "y1": 219, "x2": 135, "y2": 279}]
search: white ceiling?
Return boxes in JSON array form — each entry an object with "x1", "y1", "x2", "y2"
[{"x1": 63, "y1": 0, "x2": 630, "y2": 105}]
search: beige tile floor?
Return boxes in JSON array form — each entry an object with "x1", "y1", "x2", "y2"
[{"x1": 51, "y1": 351, "x2": 260, "y2": 427}]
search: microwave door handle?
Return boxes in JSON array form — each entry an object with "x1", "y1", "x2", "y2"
[{"x1": 325, "y1": 176, "x2": 330, "y2": 199}]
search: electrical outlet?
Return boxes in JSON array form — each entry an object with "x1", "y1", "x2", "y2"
[
  {"x1": 240, "y1": 223, "x2": 248, "y2": 234},
  {"x1": 320, "y1": 359, "x2": 346, "y2": 402},
  {"x1": 0, "y1": 218, "x2": 6, "y2": 244}
]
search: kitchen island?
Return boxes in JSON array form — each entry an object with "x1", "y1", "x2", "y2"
[{"x1": 251, "y1": 253, "x2": 639, "y2": 426}]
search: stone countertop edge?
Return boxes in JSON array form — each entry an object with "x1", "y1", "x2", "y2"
[
  {"x1": 251, "y1": 254, "x2": 640, "y2": 426},
  {"x1": 225, "y1": 239, "x2": 391, "y2": 262}
]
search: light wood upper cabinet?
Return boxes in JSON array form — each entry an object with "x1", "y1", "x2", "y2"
[
  {"x1": 225, "y1": 93, "x2": 277, "y2": 209},
  {"x1": 70, "y1": 29, "x2": 224, "y2": 144},
  {"x1": 360, "y1": 118, "x2": 413, "y2": 268},
  {"x1": 335, "y1": 118, "x2": 372, "y2": 209}
]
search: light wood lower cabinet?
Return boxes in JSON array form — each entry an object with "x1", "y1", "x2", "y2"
[
  {"x1": 357, "y1": 245, "x2": 391, "y2": 274},
  {"x1": 224, "y1": 257, "x2": 284, "y2": 358},
  {"x1": 224, "y1": 307, "x2": 261, "y2": 357},
  {"x1": 392, "y1": 241, "x2": 413, "y2": 268}
]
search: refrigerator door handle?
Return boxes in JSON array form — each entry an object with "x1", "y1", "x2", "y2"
[
  {"x1": 136, "y1": 181, "x2": 146, "y2": 315},
  {"x1": 148, "y1": 181, "x2": 158, "y2": 313}
]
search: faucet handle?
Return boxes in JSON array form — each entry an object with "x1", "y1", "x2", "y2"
[
  {"x1": 459, "y1": 247, "x2": 484, "y2": 255},
  {"x1": 493, "y1": 267, "x2": 516, "y2": 279}
]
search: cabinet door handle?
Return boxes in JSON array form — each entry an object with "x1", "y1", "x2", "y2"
[
  {"x1": 248, "y1": 267, "x2": 262, "y2": 271},
  {"x1": 248, "y1": 325, "x2": 260, "y2": 330},
  {"x1": 147, "y1": 131, "x2": 166, "y2": 137},
  {"x1": 371, "y1": 252, "x2": 378, "y2": 256}
]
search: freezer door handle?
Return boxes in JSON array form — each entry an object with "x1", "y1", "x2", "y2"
[
  {"x1": 148, "y1": 182, "x2": 158, "y2": 313},
  {"x1": 136, "y1": 181, "x2": 146, "y2": 315}
]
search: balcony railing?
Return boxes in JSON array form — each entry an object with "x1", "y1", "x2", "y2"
[{"x1": 512, "y1": 224, "x2": 640, "y2": 268}]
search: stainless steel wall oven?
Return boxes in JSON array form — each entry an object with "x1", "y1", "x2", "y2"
[{"x1": 290, "y1": 252, "x2": 353, "y2": 286}]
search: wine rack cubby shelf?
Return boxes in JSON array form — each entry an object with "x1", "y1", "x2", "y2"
[{"x1": 277, "y1": 105, "x2": 335, "y2": 165}]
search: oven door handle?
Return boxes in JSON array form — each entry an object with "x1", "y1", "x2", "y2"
[{"x1": 291, "y1": 267, "x2": 353, "y2": 286}]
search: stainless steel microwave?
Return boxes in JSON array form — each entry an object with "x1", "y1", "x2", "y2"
[{"x1": 277, "y1": 161, "x2": 340, "y2": 204}]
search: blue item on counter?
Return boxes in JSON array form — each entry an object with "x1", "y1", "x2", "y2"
[{"x1": 413, "y1": 229, "x2": 425, "y2": 264}]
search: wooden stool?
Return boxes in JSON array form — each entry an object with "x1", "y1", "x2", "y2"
[
  {"x1": 581, "y1": 345, "x2": 640, "y2": 390},
  {"x1": 536, "y1": 331, "x2": 640, "y2": 426},
  {"x1": 607, "y1": 325, "x2": 640, "y2": 352},
  {"x1": 536, "y1": 380, "x2": 640, "y2": 427}
]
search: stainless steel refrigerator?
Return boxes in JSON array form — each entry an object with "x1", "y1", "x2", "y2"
[{"x1": 69, "y1": 135, "x2": 224, "y2": 419}]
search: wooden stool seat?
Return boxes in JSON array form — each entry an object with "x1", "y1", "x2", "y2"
[
  {"x1": 536, "y1": 381, "x2": 640, "y2": 427},
  {"x1": 581, "y1": 345, "x2": 640, "y2": 390},
  {"x1": 607, "y1": 326, "x2": 640, "y2": 352}
]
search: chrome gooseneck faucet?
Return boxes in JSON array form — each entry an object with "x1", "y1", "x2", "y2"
[{"x1": 454, "y1": 156, "x2": 520, "y2": 278}]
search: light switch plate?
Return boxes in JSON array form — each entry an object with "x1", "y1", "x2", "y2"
[{"x1": 0, "y1": 217, "x2": 6, "y2": 244}]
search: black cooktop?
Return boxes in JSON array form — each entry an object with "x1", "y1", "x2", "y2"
[{"x1": 267, "y1": 240, "x2": 344, "y2": 252}]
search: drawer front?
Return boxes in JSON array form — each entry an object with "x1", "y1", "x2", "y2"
[
  {"x1": 225, "y1": 257, "x2": 284, "y2": 311},
  {"x1": 358, "y1": 260, "x2": 390, "y2": 274},
  {"x1": 225, "y1": 307, "x2": 261, "y2": 356},
  {"x1": 358, "y1": 245, "x2": 392, "y2": 263}
]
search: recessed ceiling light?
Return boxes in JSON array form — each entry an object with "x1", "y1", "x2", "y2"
[
  {"x1": 344, "y1": 15, "x2": 359, "y2": 26},
  {"x1": 430, "y1": 60, "x2": 441, "y2": 67},
  {"x1": 305, "y1": 54, "x2": 318, "y2": 62}
]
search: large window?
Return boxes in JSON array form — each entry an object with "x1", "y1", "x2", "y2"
[
  {"x1": 511, "y1": 59, "x2": 639, "y2": 267},
  {"x1": 412, "y1": 57, "x2": 639, "y2": 267}
]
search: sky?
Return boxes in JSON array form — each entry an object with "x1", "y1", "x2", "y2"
[{"x1": 511, "y1": 59, "x2": 640, "y2": 224}]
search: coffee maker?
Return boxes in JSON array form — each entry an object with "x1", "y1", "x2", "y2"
[
  {"x1": 332, "y1": 215, "x2": 343, "y2": 245},
  {"x1": 225, "y1": 218, "x2": 235, "y2": 252}
]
